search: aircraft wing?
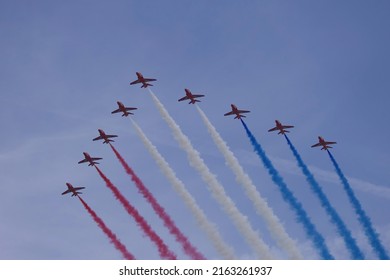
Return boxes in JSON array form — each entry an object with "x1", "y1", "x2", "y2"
[
  {"x1": 130, "y1": 79, "x2": 141, "y2": 85},
  {"x1": 73, "y1": 187, "x2": 85, "y2": 191},
  {"x1": 237, "y1": 110, "x2": 250, "y2": 113},
  {"x1": 311, "y1": 143, "x2": 322, "y2": 147},
  {"x1": 283, "y1": 125, "x2": 294, "y2": 129},
  {"x1": 93, "y1": 136, "x2": 103, "y2": 141},
  {"x1": 224, "y1": 111, "x2": 235, "y2": 116},
  {"x1": 192, "y1": 94, "x2": 205, "y2": 98},
  {"x1": 91, "y1": 157, "x2": 102, "y2": 161},
  {"x1": 178, "y1": 96, "x2": 189, "y2": 101},
  {"x1": 78, "y1": 158, "x2": 88, "y2": 164},
  {"x1": 111, "y1": 109, "x2": 121, "y2": 114},
  {"x1": 268, "y1": 127, "x2": 278, "y2": 132},
  {"x1": 144, "y1": 78, "x2": 157, "y2": 82},
  {"x1": 325, "y1": 141, "x2": 337, "y2": 145},
  {"x1": 125, "y1": 107, "x2": 137, "y2": 111},
  {"x1": 106, "y1": 135, "x2": 118, "y2": 138},
  {"x1": 61, "y1": 189, "x2": 71, "y2": 195}
]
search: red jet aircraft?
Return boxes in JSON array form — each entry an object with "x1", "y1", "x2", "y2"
[
  {"x1": 78, "y1": 152, "x2": 102, "y2": 166},
  {"x1": 62, "y1": 182, "x2": 85, "y2": 197},
  {"x1": 311, "y1": 136, "x2": 337, "y2": 150},
  {"x1": 224, "y1": 104, "x2": 250, "y2": 119},
  {"x1": 93, "y1": 129, "x2": 118, "y2": 144},
  {"x1": 178, "y1": 89, "x2": 205, "y2": 104},
  {"x1": 268, "y1": 120, "x2": 294, "y2": 135},
  {"x1": 130, "y1": 72, "x2": 157, "y2": 88},
  {"x1": 111, "y1": 101, "x2": 137, "y2": 117}
]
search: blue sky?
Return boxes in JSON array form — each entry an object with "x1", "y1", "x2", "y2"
[{"x1": 1, "y1": 1, "x2": 389, "y2": 259}]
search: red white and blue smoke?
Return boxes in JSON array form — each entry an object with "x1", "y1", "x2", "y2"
[{"x1": 72, "y1": 88, "x2": 388, "y2": 260}]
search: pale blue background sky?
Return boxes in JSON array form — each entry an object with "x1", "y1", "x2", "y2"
[{"x1": 1, "y1": 0, "x2": 389, "y2": 259}]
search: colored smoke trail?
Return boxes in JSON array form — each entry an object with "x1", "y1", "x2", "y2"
[
  {"x1": 241, "y1": 120, "x2": 334, "y2": 259},
  {"x1": 196, "y1": 106, "x2": 303, "y2": 259},
  {"x1": 109, "y1": 144, "x2": 205, "y2": 260},
  {"x1": 327, "y1": 151, "x2": 389, "y2": 259},
  {"x1": 94, "y1": 166, "x2": 177, "y2": 260},
  {"x1": 284, "y1": 135, "x2": 364, "y2": 259},
  {"x1": 77, "y1": 196, "x2": 135, "y2": 260},
  {"x1": 130, "y1": 118, "x2": 236, "y2": 259},
  {"x1": 149, "y1": 89, "x2": 273, "y2": 259}
]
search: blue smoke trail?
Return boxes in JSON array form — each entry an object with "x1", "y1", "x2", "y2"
[
  {"x1": 284, "y1": 135, "x2": 364, "y2": 259},
  {"x1": 327, "y1": 151, "x2": 389, "y2": 259},
  {"x1": 241, "y1": 120, "x2": 334, "y2": 259}
]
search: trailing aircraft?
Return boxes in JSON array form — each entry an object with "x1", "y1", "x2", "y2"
[
  {"x1": 224, "y1": 104, "x2": 250, "y2": 119},
  {"x1": 78, "y1": 152, "x2": 102, "y2": 166},
  {"x1": 311, "y1": 136, "x2": 337, "y2": 150},
  {"x1": 111, "y1": 101, "x2": 137, "y2": 117},
  {"x1": 130, "y1": 72, "x2": 156, "y2": 88},
  {"x1": 178, "y1": 89, "x2": 205, "y2": 104},
  {"x1": 93, "y1": 129, "x2": 118, "y2": 144},
  {"x1": 268, "y1": 120, "x2": 294, "y2": 135},
  {"x1": 62, "y1": 182, "x2": 85, "y2": 197}
]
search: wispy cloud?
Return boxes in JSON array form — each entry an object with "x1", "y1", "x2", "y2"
[
  {"x1": 280, "y1": 159, "x2": 390, "y2": 200},
  {"x1": 235, "y1": 150, "x2": 390, "y2": 200}
]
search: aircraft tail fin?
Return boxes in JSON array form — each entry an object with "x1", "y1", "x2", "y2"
[
  {"x1": 72, "y1": 192, "x2": 82, "y2": 197},
  {"x1": 278, "y1": 130, "x2": 289, "y2": 135},
  {"x1": 321, "y1": 146, "x2": 332, "y2": 150}
]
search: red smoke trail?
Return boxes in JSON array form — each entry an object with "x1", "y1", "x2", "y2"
[
  {"x1": 78, "y1": 196, "x2": 135, "y2": 260},
  {"x1": 94, "y1": 166, "x2": 177, "y2": 260},
  {"x1": 110, "y1": 144, "x2": 205, "y2": 260}
]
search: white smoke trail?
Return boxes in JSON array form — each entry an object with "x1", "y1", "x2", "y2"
[
  {"x1": 196, "y1": 106, "x2": 303, "y2": 260},
  {"x1": 149, "y1": 90, "x2": 273, "y2": 259},
  {"x1": 130, "y1": 118, "x2": 236, "y2": 259}
]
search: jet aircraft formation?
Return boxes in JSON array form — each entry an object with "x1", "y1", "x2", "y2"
[
  {"x1": 61, "y1": 71, "x2": 365, "y2": 261},
  {"x1": 123, "y1": 73, "x2": 336, "y2": 152}
]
